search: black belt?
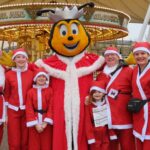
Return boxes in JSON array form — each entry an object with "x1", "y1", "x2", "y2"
[
  {"x1": 34, "y1": 109, "x2": 47, "y2": 114},
  {"x1": 0, "y1": 92, "x2": 3, "y2": 95},
  {"x1": 119, "y1": 91, "x2": 131, "y2": 95}
]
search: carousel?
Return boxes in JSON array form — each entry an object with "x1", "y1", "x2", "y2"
[{"x1": 0, "y1": 2, "x2": 130, "y2": 61}]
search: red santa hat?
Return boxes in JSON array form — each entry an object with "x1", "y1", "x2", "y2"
[
  {"x1": 133, "y1": 42, "x2": 150, "y2": 54},
  {"x1": 104, "y1": 46, "x2": 122, "y2": 59},
  {"x1": 12, "y1": 48, "x2": 28, "y2": 60},
  {"x1": 90, "y1": 81, "x2": 106, "y2": 94},
  {"x1": 33, "y1": 68, "x2": 49, "y2": 83}
]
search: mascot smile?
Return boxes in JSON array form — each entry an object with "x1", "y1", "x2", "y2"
[{"x1": 35, "y1": 3, "x2": 105, "y2": 150}]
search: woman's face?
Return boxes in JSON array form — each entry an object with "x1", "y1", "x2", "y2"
[
  {"x1": 13, "y1": 54, "x2": 28, "y2": 68},
  {"x1": 36, "y1": 75, "x2": 47, "y2": 86},
  {"x1": 133, "y1": 51, "x2": 149, "y2": 66},
  {"x1": 92, "y1": 91, "x2": 105, "y2": 101},
  {"x1": 105, "y1": 53, "x2": 119, "y2": 67}
]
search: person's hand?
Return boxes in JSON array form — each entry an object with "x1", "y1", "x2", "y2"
[
  {"x1": 85, "y1": 96, "x2": 90, "y2": 105},
  {"x1": 4, "y1": 117, "x2": 8, "y2": 126},
  {"x1": 35, "y1": 124, "x2": 43, "y2": 133},
  {"x1": 42, "y1": 122, "x2": 48, "y2": 129}
]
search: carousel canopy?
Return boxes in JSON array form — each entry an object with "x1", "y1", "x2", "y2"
[{"x1": 0, "y1": 0, "x2": 149, "y2": 23}]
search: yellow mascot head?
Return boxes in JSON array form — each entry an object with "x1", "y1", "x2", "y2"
[{"x1": 37, "y1": 2, "x2": 94, "y2": 57}]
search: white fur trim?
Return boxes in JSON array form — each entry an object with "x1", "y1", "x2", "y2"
[
  {"x1": 37, "y1": 88, "x2": 43, "y2": 124},
  {"x1": 33, "y1": 72, "x2": 49, "y2": 82},
  {"x1": 35, "y1": 59, "x2": 66, "y2": 80},
  {"x1": 111, "y1": 124, "x2": 133, "y2": 129},
  {"x1": 0, "y1": 66, "x2": 5, "y2": 88},
  {"x1": 27, "y1": 120, "x2": 38, "y2": 127},
  {"x1": 12, "y1": 51, "x2": 28, "y2": 60},
  {"x1": 133, "y1": 47, "x2": 150, "y2": 54},
  {"x1": 63, "y1": 62, "x2": 80, "y2": 150},
  {"x1": 106, "y1": 68, "x2": 122, "y2": 91},
  {"x1": 105, "y1": 67, "x2": 123, "y2": 129},
  {"x1": 4, "y1": 102, "x2": 8, "y2": 106},
  {"x1": 57, "y1": 51, "x2": 85, "y2": 64},
  {"x1": 77, "y1": 56, "x2": 105, "y2": 78},
  {"x1": 20, "y1": 105, "x2": 25, "y2": 110},
  {"x1": 104, "y1": 50, "x2": 122, "y2": 59},
  {"x1": 8, "y1": 104, "x2": 25, "y2": 111},
  {"x1": 135, "y1": 63, "x2": 150, "y2": 139},
  {"x1": 8, "y1": 104, "x2": 19, "y2": 111},
  {"x1": 44, "y1": 118, "x2": 53, "y2": 125},
  {"x1": 110, "y1": 135, "x2": 118, "y2": 140},
  {"x1": 33, "y1": 84, "x2": 49, "y2": 89},
  {"x1": 0, "y1": 96, "x2": 6, "y2": 123},
  {"x1": 133, "y1": 130, "x2": 150, "y2": 141},
  {"x1": 90, "y1": 86, "x2": 106, "y2": 94},
  {"x1": 16, "y1": 71, "x2": 24, "y2": 108},
  {"x1": 88, "y1": 139, "x2": 96, "y2": 144}
]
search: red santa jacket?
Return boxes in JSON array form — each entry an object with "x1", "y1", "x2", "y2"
[
  {"x1": 0, "y1": 65, "x2": 6, "y2": 124},
  {"x1": 132, "y1": 63, "x2": 150, "y2": 141},
  {"x1": 85, "y1": 101, "x2": 117, "y2": 144},
  {"x1": 97, "y1": 65, "x2": 133, "y2": 129},
  {"x1": 35, "y1": 52, "x2": 105, "y2": 150},
  {"x1": 26, "y1": 85, "x2": 53, "y2": 127},
  {"x1": 4, "y1": 66, "x2": 33, "y2": 111}
]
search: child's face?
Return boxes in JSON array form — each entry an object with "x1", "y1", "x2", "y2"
[
  {"x1": 13, "y1": 54, "x2": 27, "y2": 68},
  {"x1": 36, "y1": 75, "x2": 47, "y2": 86},
  {"x1": 92, "y1": 91, "x2": 105, "y2": 101}
]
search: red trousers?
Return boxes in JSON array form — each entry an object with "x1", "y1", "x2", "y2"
[
  {"x1": 110, "y1": 128, "x2": 135, "y2": 150},
  {"x1": 89, "y1": 126, "x2": 110, "y2": 150},
  {"x1": 28, "y1": 125, "x2": 53, "y2": 150},
  {"x1": 7, "y1": 109, "x2": 28, "y2": 150},
  {"x1": 136, "y1": 138, "x2": 150, "y2": 150},
  {"x1": 0, "y1": 124, "x2": 3, "y2": 145}
]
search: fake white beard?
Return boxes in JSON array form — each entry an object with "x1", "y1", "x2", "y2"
[{"x1": 103, "y1": 64, "x2": 118, "y2": 75}]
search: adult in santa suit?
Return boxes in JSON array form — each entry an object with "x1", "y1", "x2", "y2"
[
  {"x1": 4, "y1": 48, "x2": 33, "y2": 150},
  {"x1": 131, "y1": 42, "x2": 150, "y2": 150},
  {"x1": 0, "y1": 50, "x2": 6, "y2": 144},
  {"x1": 97, "y1": 46, "x2": 135, "y2": 150},
  {"x1": 26, "y1": 69, "x2": 53, "y2": 150},
  {"x1": 36, "y1": 2, "x2": 105, "y2": 150}
]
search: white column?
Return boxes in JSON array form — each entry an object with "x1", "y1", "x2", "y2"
[{"x1": 138, "y1": 4, "x2": 150, "y2": 41}]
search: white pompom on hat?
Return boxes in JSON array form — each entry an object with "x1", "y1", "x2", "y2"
[
  {"x1": 90, "y1": 81, "x2": 106, "y2": 94},
  {"x1": 133, "y1": 42, "x2": 150, "y2": 54},
  {"x1": 12, "y1": 48, "x2": 28, "y2": 60},
  {"x1": 104, "y1": 46, "x2": 122, "y2": 59}
]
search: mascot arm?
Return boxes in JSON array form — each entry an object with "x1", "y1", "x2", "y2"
[
  {"x1": 124, "y1": 52, "x2": 136, "y2": 65},
  {"x1": 0, "y1": 51, "x2": 15, "y2": 67}
]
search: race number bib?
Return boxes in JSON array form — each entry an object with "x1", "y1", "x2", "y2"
[
  {"x1": 92, "y1": 104, "x2": 108, "y2": 127},
  {"x1": 108, "y1": 89, "x2": 119, "y2": 99}
]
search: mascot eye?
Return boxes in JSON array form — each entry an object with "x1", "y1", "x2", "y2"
[
  {"x1": 71, "y1": 23, "x2": 79, "y2": 35},
  {"x1": 60, "y1": 25, "x2": 68, "y2": 36}
]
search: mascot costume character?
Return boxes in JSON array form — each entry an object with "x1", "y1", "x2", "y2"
[
  {"x1": 36, "y1": 2, "x2": 105, "y2": 150},
  {"x1": 0, "y1": 2, "x2": 136, "y2": 150}
]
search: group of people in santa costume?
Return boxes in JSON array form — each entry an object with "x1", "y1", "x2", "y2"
[
  {"x1": 0, "y1": 42, "x2": 150, "y2": 150},
  {"x1": 2, "y1": 48, "x2": 53, "y2": 150}
]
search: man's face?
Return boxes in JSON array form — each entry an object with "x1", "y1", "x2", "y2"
[{"x1": 105, "y1": 53, "x2": 120, "y2": 67}]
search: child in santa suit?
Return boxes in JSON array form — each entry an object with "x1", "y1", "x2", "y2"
[
  {"x1": 26, "y1": 69, "x2": 53, "y2": 150},
  {"x1": 4, "y1": 48, "x2": 33, "y2": 150},
  {"x1": 85, "y1": 80, "x2": 117, "y2": 150},
  {"x1": 0, "y1": 55, "x2": 6, "y2": 144}
]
